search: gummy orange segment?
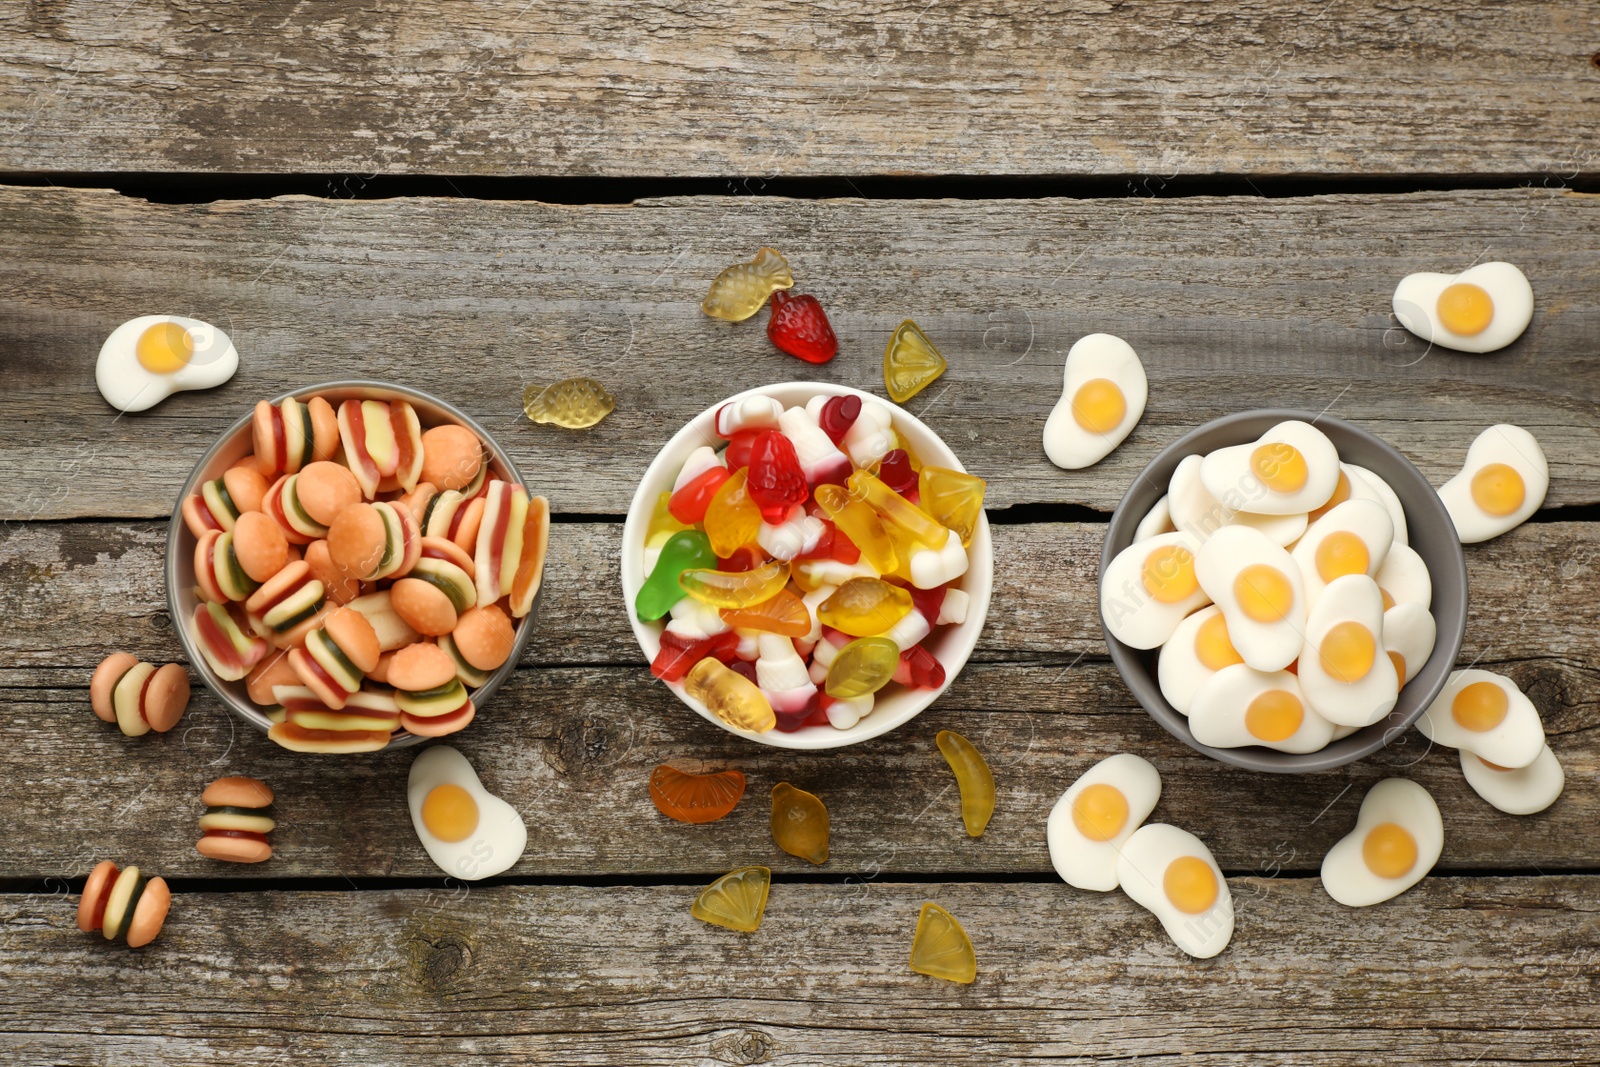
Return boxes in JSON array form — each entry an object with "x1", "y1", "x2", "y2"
[
  {"x1": 720, "y1": 587, "x2": 811, "y2": 638},
  {"x1": 936, "y1": 730, "x2": 995, "y2": 838},
  {"x1": 770, "y1": 782, "x2": 829, "y2": 864},
  {"x1": 909, "y1": 901, "x2": 976, "y2": 984},
  {"x1": 649, "y1": 766, "x2": 748, "y2": 825},
  {"x1": 691, "y1": 866, "x2": 772, "y2": 932}
]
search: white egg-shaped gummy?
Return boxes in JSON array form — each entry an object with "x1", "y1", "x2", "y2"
[
  {"x1": 1194, "y1": 525, "x2": 1306, "y2": 672},
  {"x1": 1436, "y1": 424, "x2": 1548, "y2": 543},
  {"x1": 1418, "y1": 669, "x2": 1545, "y2": 769},
  {"x1": 1321, "y1": 778, "x2": 1443, "y2": 907},
  {"x1": 1047, "y1": 753, "x2": 1161, "y2": 892},
  {"x1": 1101, "y1": 531, "x2": 1210, "y2": 650},
  {"x1": 1290, "y1": 498, "x2": 1393, "y2": 605},
  {"x1": 1381, "y1": 601, "x2": 1437, "y2": 690},
  {"x1": 1132, "y1": 494, "x2": 1175, "y2": 543},
  {"x1": 1157, "y1": 605, "x2": 1243, "y2": 716},
  {"x1": 1392, "y1": 261, "x2": 1533, "y2": 354},
  {"x1": 1115, "y1": 823, "x2": 1233, "y2": 959},
  {"x1": 1199, "y1": 420, "x2": 1340, "y2": 517},
  {"x1": 1189, "y1": 664, "x2": 1336, "y2": 754},
  {"x1": 1374, "y1": 542, "x2": 1432, "y2": 611},
  {"x1": 1168, "y1": 453, "x2": 1306, "y2": 548},
  {"x1": 1345, "y1": 465, "x2": 1408, "y2": 546},
  {"x1": 1043, "y1": 334, "x2": 1147, "y2": 470},
  {"x1": 95, "y1": 315, "x2": 239, "y2": 413},
  {"x1": 1298, "y1": 574, "x2": 1399, "y2": 729},
  {"x1": 1459, "y1": 745, "x2": 1564, "y2": 816}
]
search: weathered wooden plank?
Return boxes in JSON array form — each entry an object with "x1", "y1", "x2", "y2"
[
  {"x1": 0, "y1": 3, "x2": 1596, "y2": 179},
  {"x1": 1, "y1": 878, "x2": 1595, "y2": 1065},
  {"x1": 2, "y1": 186, "x2": 1599, "y2": 520}
]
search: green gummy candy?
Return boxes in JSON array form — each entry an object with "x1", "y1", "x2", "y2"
[{"x1": 636, "y1": 530, "x2": 717, "y2": 621}]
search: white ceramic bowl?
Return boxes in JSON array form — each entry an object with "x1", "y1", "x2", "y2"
[{"x1": 621, "y1": 382, "x2": 994, "y2": 750}]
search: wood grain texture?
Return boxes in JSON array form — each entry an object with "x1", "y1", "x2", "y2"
[
  {"x1": 0, "y1": 2, "x2": 1596, "y2": 179},
  {"x1": 2, "y1": 186, "x2": 1599, "y2": 520},
  {"x1": 2, "y1": 878, "x2": 1596, "y2": 1065}
]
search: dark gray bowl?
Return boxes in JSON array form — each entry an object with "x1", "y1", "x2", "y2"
[{"x1": 1101, "y1": 410, "x2": 1467, "y2": 773}]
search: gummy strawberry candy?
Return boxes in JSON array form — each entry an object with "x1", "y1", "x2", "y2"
[
  {"x1": 745, "y1": 430, "x2": 808, "y2": 524},
  {"x1": 818, "y1": 395, "x2": 860, "y2": 445},
  {"x1": 767, "y1": 291, "x2": 838, "y2": 364}
]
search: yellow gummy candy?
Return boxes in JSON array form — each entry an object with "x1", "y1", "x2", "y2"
[
  {"x1": 703, "y1": 468, "x2": 762, "y2": 558},
  {"x1": 848, "y1": 469, "x2": 949, "y2": 550},
  {"x1": 813, "y1": 483, "x2": 898, "y2": 574},
  {"x1": 770, "y1": 782, "x2": 829, "y2": 864},
  {"x1": 824, "y1": 636, "x2": 900, "y2": 699},
  {"x1": 685, "y1": 657, "x2": 776, "y2": 733},
  {"x1": 522, "y1": 377, "x2": 615, "y2": 429},
  {"x1": 679, "y1": 559, "x2": 790, "y2": 609},
  {"x1": 884, "y1": 319, "x2": 947, "y2": 403},
  {"x1": 817, "y1": 577, "x2": 913, "y2": 637},
  {"x1": 936, "y1": 730, "x2": 995, "y2": 838},
  {"x1": 692, "y1": 866, "x2": 772, "y2": 933},
  {"x1": 647, "y1": 490, "x2": 691, "y2": 548},
  {"x1": 918, "y1": 466, "x2": 986, "y2": 548},
  {"x1": 909, "y1": 901, "x2": 976, "y2": 984},
  {"x1": 701, "y1": 247, "x2": 795, "y2": 322}
]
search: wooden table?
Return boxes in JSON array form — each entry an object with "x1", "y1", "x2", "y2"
[{"x1": 2, "y1": 4, "x2": 1597, "y2": 1063}]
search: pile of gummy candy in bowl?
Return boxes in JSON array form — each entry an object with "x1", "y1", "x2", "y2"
[{"x1": 622, "y1": 383, "x2": 994, "y2": 749}]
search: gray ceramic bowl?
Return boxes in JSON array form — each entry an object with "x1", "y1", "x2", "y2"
[
  {"x1": 1101, "y1": 409, "x2": 1467, "y2": 773},
  {"x1": 166, "y1": 381, "x2": 540, "y2": 751}
]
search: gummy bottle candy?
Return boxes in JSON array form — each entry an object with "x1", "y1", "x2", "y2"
[
  {"x1": 636, "y1": 530, "x2": 717, "y2": 621},
  {"x1": 686, "y1": 657, "x2": 776, "y2": 732},
  {"x1": 745, "y1": 430, "x2": 808, "y2": 524},
  {"x1": 918, "y1": 466, "x2": 986, "y2": 547},
  {"x1": 770, "y1": 782, "x2": 829, "y2": 864},
  {"x1": 824, "y1": 636, "x2": 900, "y2": 699},
  {"x1": 767, "y1": 291, "x2": 838, "y2": 364},
  {"x1": 818, "y1": 577, "x2": 913, "y2": 637},
  {"x1": 883, "y1": 320, "x2": 947, "y2": 403},
  {"x1": 678, "y1": 559, "x2": 790, "y2": 609},
  {"x1": 650, "y1": 765, "x2": 747, "y2": 824},
  {"x1": 702, "y1": 248, "x2": 794, "y2": 322},
  {"x1": 873, "y1": 449, "x2": 918, "y2": 498},
  {"x1": 692, "y1": 866, "x2": 772, "y2": 932},
  {"x1": 812, "y1": 483, "x2": 898, "y2": 574},
  {"x1": 651, "y1": 629, "x2": 738, "y2": 682},
  {"x1": 936, "y1": 730, "x2": 995, "y2": 837},
  {"x1": 817, "y1": 394, "x2": 861, "y2": 445},
  {"x1": 721, "y1": 587, "x2": 811, "y2": 637},
  {"x1": 754, "y1": 632, "x2": 817, "y2": 714},
  {"x1": 522, "y1": 377, "x2": 616, "y2": 429},
  {"x1": 895, "y1": 645, "x2": 947, "y2": 689},
  {"x1": 703, "y1": 468, "x2": 762, "y2": 558},
  {"x1": 848, "y1": 470, "x2": 949, "y2": 550},
  {"x1": 669, "y1": 466, "x2": 732, "y2": 525},
  {"x1": 909, "y1": 901, "x2": 976, "y2": 983}
]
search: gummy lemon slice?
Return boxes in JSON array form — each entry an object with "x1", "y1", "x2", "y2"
[
  {"x1": 883, "y1": 320, "x2": 947, "y2": 403},
  {"x1": 692, "y1": 866, "x2": 772, "y2": 933},
  {"x1": 909, "y1": 901, "x2": 977, "y2": 984}
]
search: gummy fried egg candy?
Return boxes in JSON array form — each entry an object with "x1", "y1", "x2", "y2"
[
  {"x1": 1417, "y1": 669, "x2": 1545, "y2": 770},
  {"x1": 1101, "y1": 532, "x2": 1209, "y2": 649},
  {"x1": 1194, "y1": 525, "x2": 1305, "y2": 672},
  {"x1": 1199, "y1": 420, "x2": 1340, "y2": 516},
  {"x1": 1320, "y1": 778, "x2": 1442, "y2": 907},
  {"x1": 1298, "y1": 574, "x2": 1399, "y2": 728},
  {"x1": 1189, "y1": 664, "x2": 1335, "y2": 753},
  {"x1": 1392, "y1": 262, "x2": 1533, "y2": 354},
  {"x1": 1437, "y1": 424, "x2": 1548, "y2": 543},
  {"x1": 1381, "y1": 601, "x2": 1437, "y2": 690},
  {"x1": 1167, "y1": 453, "x2": 1306, "y2": 548},
  {"x1": 1046, "y1": 753, "x2": 1160, "y2": 891},
  {"x1": 1343, "y1": 464, "x2": 1409, "y2": 546},
  {"x1": 96, "y1": 316, "x2": 238, "y2": 413},
  {"x1": 1374, "y1": 542, "x2": 1432, "y2": 611},
  {"x1": 1115, "y1": 824, "x2": 1233, "y2": 958},
  {"x1": 406, "y1": 746, "x2": 526, "y2": 880},
  {"x1": 1157, "y1": 605, "x2": 1242, "y2": 715},
  {"x1": 1042, "y1": 334, "x2": 1147, "y2": 470},
  {"x1": 1460, "y1": 744, "x2": 1564, "y2": 816},
  {"x1": 1290, "y1": 498, "x2": 1393, "y2": 604}
]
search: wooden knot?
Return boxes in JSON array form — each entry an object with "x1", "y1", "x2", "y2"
[
  {"x1": 709, "y1": 1029, "x2": 774, "y2": 1065},
  {"x1": 418, "y1": 934, "x2": 472, "y2": 991}
]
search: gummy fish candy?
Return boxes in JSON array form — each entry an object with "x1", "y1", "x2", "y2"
[
  {"x1": 679, "y1": 559, "x2": 790, "y2": 610},
  {"x1": 770, "y1": 782, "x2": 829, "y2": 864},
  {"x1": 686, "y1": 656, "x2": 776, "y2": 733},
  {"x1": 824, "y1": 636, "x2": 900, "y2": 699},
  {"x1": 701, "y1": 247, "x2": 794, "y2": 322},
  {"x1": 636, "y1": 530, "x2": 717, "y2": 621},
  {"x1": 692, "y1": 866, "x2": 771, "y2": 932},
  {"x1": 909, "y1": 901, "x2": 976, "y2": 983},
  {"x1": 936, "y1": 730, "x2": 994, "y2": 837},
  {"x1": 523, "y1": 377, "x2": 615, "y2": 429},
  {"x1": 650, "y1": 765, "x2": 747, "y2": 824},
  {"x1": 883, "y1": 320, "x2": 947, "y2": 403},
  {"x1": 818, "y1": 577, "x2": 913, "y2": 638}
]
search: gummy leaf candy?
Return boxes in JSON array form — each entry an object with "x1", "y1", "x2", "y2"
[
  {"x1": 703, "y1": 468, "x2": 762, "y2": 558},
  {"x1": 909, "y1": 901, "x2": 976, "y2": 984},
  {"x1": 651, "y1": 629, "x2": 739, "y2": 682},
  {"x1": 918, "y1": 466, "x2": 986, "y2": 547},
  {"x1": 936, "y1": 730, "x2": 994, "y2": 837},
  {"x1": 848, "y1": 469, "x2": 949, "y2": 550},
  {"x1": 818, "y1": 394, "x2": 861, "y2": 445},
  {"x1": 692, "y1": 866, "x2": 771, "y2": 932},
  {"x1": 650, "y1": 765, "x2": 747, "y2": 824},
  {"x1": 679, "y1": 559, "x2": 790, "y2": 610},
  {"x1": 636, "y1": 530, "x2": 717, "y2": 621},
  {"x1": 669, "y1": 466, "x2": 731, "y2": 525},
  {"x1": 770, "y1": 782, "x2": 829, "y2": 864},
  {"x1": 721, "y1": 587, "x2": 811, "y2": 637},
  {"x1": 767, "y1": 291, "x2": 838, "y2": 364},
  {"x1": 825, "y1": 636, "x2": 900, "y2": 699},
  {"x1": 883, "y1": 320, "x2": 946, "y2": 403},
  {"x1": 522, "y1": 377, "x2": 615, "y2": 429},
  {"x1": 818, "y1": 577, "x2": 913, "y2": 637},
  {"x1": 895, "y1": 645, "x2": 947, "y2": 689},
  {"x1": 874, "y1": 449, "x2": 918, "y2": 497},
  {"x1": 813, "y1": 483, "x2": 898, "y2": 574},
  {"x1": 702, "y1": 247, "x2": 794, "y2": 322},
  {"x1": 745, "y1": 430, "x2": 808, "y2": 525},
  {"x1": 686, "y1": 656, "x2": 776, "y2": 733}
]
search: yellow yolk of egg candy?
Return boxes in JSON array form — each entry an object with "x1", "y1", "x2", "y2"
[
  {"x1": 1071, "y1": 783, "x2": 1129, "y2": 842},
  {"x1": 1389, "y1": 651, "x2": 1409, "y2": 688},
  {"x1": 1452, "y1": 680, "x2": 1508, "y2": 732},
  {"x1": 1436, "y1": 282, "x2": 1494, "y2": 337},
  {"x1": 1071, "y1": 378, "x2": 1126, "y2": 435},
  {"x1": 136, "y1": 322, "x2": 194, "y2": 374},
  {"x1": 1162, "y1": 856, "x2": 1219, "y2": 915},
  {"x1": 1315, "y1": 531, "x2": 1370, "y2": 583},
  {"x1": 1234, "y1": 564, "x2": 1295, "y2": 622},
  {"x1": 1246, "y1": 689, "x2": 1304, "y2": 742},
  {"x1": 1362, "y1": 822, "x2": 1419, "y2": 879},
  {"x1": 1250, "y1": 442, "x2": 1309, "y2": 493},
  {"x1": 1308, "y1": 469, "x2": 1352, "y2": 523},
  {"x1": 1319, "y1": 621, "x2": 1377, "y2": 683},
  {"x1": 1470, "y1": 463, "x2": 1526, "y2": 516},
  {"x1": 1141, "y1": 545, "x2": 1198, "y2": 604},
  {"x1": 421, "y1": 783, "x2": 480, "y2": 842},
  {"x1": 1195, "y1": 613, "x2": 1244, "y2": 671}
]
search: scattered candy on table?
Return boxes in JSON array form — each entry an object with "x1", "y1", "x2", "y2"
[
  {"x1": 407, "y1": 746, "x2": 527, "y2": 880},
  {"x1": 882, "y1": 320, "x2": 946, "y2": 403},
  {"x1": 89, "y1": 653, "x2": 190, "y2": 736},
  {"x1": 1391, "y1": 261, "x2": 1533, "y2": 354},
  {"x1": 770, "y1": 782, "x2": 829, "y2": 864},
  {"x1": 935, "y1": 730, "x2": 994, "y2": 838},
  {"x1": 95, "y1": 316, "x2": 239, "y2": 413},
  {"x1": 1115, "y1": 824, "x2": 1234, "y2": 959},
  {"x1": 1047, "y1": 753, "x2": 1162, "y2": 892},
  {"x1": 195, "y1": 776, "x2": 276, "y2": 864},
  {"x1": 649, "y1": 766, "x2": 747, "y2": 824},
  {"x1": 767, "y1": 290, "x2": 838, "y2": 364},
  {"x1": 77, "y1": 860, "x2": 171, "y2": 948},
  {"x1": 692, "y1": 866, "x2": 772, "y2": 932},
  {"x1": 908, "y1": 901, "x2": 976, "y2": 984},
  {"x1": 701, "y1": 247, "x2": 794, "y2": 322},
  {"x1": 1319, "y1": 778, "x2": 1442, "y2": 907},
  {"x1": 522, "y1": 376, "x2": 616, "y2": 429},
  {"x1": 1436, "y1": 424, "x2": 1548, "y2": 542},
  {"x1": 1042, "y1": 333, "x2": 1147, "y2": 470}
]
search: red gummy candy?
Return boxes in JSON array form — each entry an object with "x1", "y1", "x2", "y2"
[
  {"x1": 894, "y1": 645, "x2": 946, "y2": 689},
  {"x1": 652, "y1": 630, "x2": 740, "y2": 682},
  {"x1": 794, "y1": 521, "x2": 836, "y2": 561},
  {"x1": 908, "y1": 584, "x2": 948, "y2": 624},
  {"x1": 718, "y1": 545, "x2": 768, "y2": 572},
  {"x1": 746, "y1": 430, "x2": 808, "y2": 525},
  {"x1": 729, "y1": 659, "x2": 760, "y2": 684},
  {"x1": 818, "y1": 395, "x2": 860, "y2": 445},
  {"x1": 830, "y1": 526, "x2": 861, "y2": 564},
  {"x1": 767, "y1": 291, "x2": 838, "y2": 364},
  {"x1": 774, "y1": 689, "x2": 824, "y2": 732},
  {"x1": 877, "y1": 449, "x2": 917, "y2": 497},
  {"x1": 668, "y1": 466, "x2": 731, "y2": 525},
  {"x1": 724, "y1": 430, "x2": 760, "y2": 472}
]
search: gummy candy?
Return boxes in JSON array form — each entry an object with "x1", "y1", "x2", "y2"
[
  {"x1": 703, "y1": 468, "x2": 762, "y2": 558},
  {"x1": 771, "y1": 782, "x2": 829, "y2": 864},
  {"x1": 647, "y1": 491, "x2": 692, "y2": 543},
  {"x1": 818, "y1": 577, "x2": 913, "y2": 637},
  {"x1": 908, "y1": 535, "x2": 969, "y2": 590},
  {"x1": 918, "y1": 466, "x2": 986, "y2": 547},
  {"x1": 825, "y1": 636, "x2": 901, "y2": 699},
  {"x1": 812, "y1": 484, "x2": 898, "y2": 574},
  {"x1": 848, "y1": 470, "x2": 949, "y2": 550},
  {"x1": 669, "y1": 466, "x2": 731, "y2": 525},
  {"x1": 522, "y1": 377, "x2": 615, "y2": 429},
  {"x1": 817, "y1": 394, "x2": 861, "y2": 445},
  {"x1": 651, "y1": 629, "x2": 739, "y2": 682},
  {"x1": 637, "y1": 530, "x2": 717, "y2": 621},
  {"x1": 717, "y1": 544, "x2": 768, "y2": 572},
  {"x1": 909, "y1": 901, "x2": 976, "y2": 983},
  {"x1": 722, "y1": 588, "x2": 811, "y2": 637},
  {"x1": 773, "y1": 692, "x2": 827, "y2": 733},
  {"x1": 686, "y1": 656, "x2": 776, "y2": 732},
  {"x1": 716, "y1": 396, "x2": 784, "y2": 437},
  {"x1": 729, "y1": 659, "x2": 760, "y2": 684},
  {"x1": 746, "y1": 430, "x2": 808, "y2": 524},
  {"x1": 778, "y1": 406, "x2": 851, "y2": 487},
  {"x1": 755, "y1": 632, "x2": 817, "y2": 713},
  {"x1": 650, "y1": 765, "x2": 747, "y2": 824},
  {"x1": 724, "y1": 430, "x2": 760, "y2": 472},
  {"x1": 679, "y1": 559, "x2": 790, "y2": 610},
  {"x1": 840, "y1": 400, "x2": 898, "y2": 470},
  {"x1": 936, "y1": 730, "x2": 994, "y2": 837},
  {"x1": 896, "y1": 645, "x2": 947, "y2": 689},
  {"x1": 874, "y1": 449, "x2": 918, "y2": 498},
  {"x1": 908, "y1": 584, "x2": 948, "y2": 625},
  {"x1": 767, "y1": 290, "x2": 838, "y2": 364},
  {"x1": 755, "y1": 505, "x2": 826, "y2": 561},
  {"x1": 692, "y1": 866, "x2": 771, "y2": 932},
  {"x1": 702, "y1": 248, "x2": 794, "y2": 322},
  {"x1": 884, "y1": 320, "x2": 947, "y2": 403}
]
